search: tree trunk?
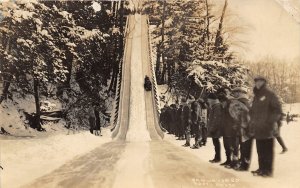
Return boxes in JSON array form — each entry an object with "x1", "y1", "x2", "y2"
[
  {"x1": 108, "y1": 65, "x2": 116, "y2": 92},
  {"x1": 112, "y1": 1, "x2": 117, "y2": 17},
  {"x1": 205, "y1": 0, "x2": 210, "y2": 42},
  {"x1": 0, "y1": 79, "x2": 11, "y2": 104},
  {"x1": 167, "y1": 62, "x2": 171, "y2": 84},
  {"x1": 65, "y1": 51, "x2": 73, "y2": 88},
  {"x1": 109, "y1": 35, "x2": 119, "y2": 93},
  {"x1": 205, "y1": 0, "x2": 211, "y2": 59},
  {"x1": 186, "y1": 82, "x2": 193, "y2": 100},
  {"x1": 0, "y1": 21, "x2": 12, "y2": 103},
  {"x1": 214, "y1": 0, "x2": 228, "y2": 53},
  {"x1": 33, "y1": 78, "x2": 42, "y2": 130},
  {"x1": 161, "y1": 0, "x2": 166, "y2": 67},
  {"x1": 161, "y1": 63, "x2": 167, "y2": 84},
  {"x1": 155, "y1": 44, "x2": 161, "y2": 81},
  {"x1": 112, "y1": 64, "x2": 118, "y2": 93}
]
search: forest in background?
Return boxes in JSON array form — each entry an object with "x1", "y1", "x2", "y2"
[
  {"x1": 245, "y1": 57, "x2": 300, "y2": 103},
  {"x1": 0, "y1": 1, "x2": 129, "y2": 131},
  {"x1": 144, "y1": 0, "x2": 248, "y2": 101},
  {"x1": 144, "y1": 0, "x2": 300, "y2": 103}
]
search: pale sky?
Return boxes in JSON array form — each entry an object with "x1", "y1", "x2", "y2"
[{"x1": 221, "y1": 0, "x2": 300, "y2": 61}]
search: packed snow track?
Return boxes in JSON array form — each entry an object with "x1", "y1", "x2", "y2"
[{"x1": 24, "y1": 14, "x2": 250, "y2": 188}]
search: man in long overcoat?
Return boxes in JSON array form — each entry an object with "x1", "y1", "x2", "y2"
[{"x1": 250, "y1": 76, "x2": 282, "y2": 177}]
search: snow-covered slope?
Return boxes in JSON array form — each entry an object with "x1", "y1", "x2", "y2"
[
  {"x1": 0, "y1": 131, "x2": 111, "y2": 188},
  {"x1": 0, "y1": 96, "x2": 65, "y2": 137}
]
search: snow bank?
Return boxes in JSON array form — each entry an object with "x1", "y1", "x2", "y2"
[
  {"x1": 0, "y1": 100, "x2": 30, "y2": 136},
  {"x1": 0, "y1": 131, "x2": 111, "y2": 188},
  {"x1": 0, "y1": 96, "x2": 64, "y2": 137},
  {"x1": 166, "y1": 103, "x2": 300, "y2": 188},
  {"x1": 126, "y1": 14, "x2": 151, "y2": 142}
]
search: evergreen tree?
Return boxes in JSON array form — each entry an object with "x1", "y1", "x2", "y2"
[
  {"x1": 144, "y1": 0, "x2": 247, "y2": 98},
  {"x1": 0, "y1": 1, "x2": 126, "y2": 130}
]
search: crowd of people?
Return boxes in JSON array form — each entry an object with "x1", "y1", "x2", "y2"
[{"x1": 160, "y1": 76, "x2": 287, "y2": 177}]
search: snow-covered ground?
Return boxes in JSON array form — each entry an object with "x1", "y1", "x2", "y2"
[
  {"x1": 0, "y1": 130, "x2": 111, "y2": 188},
  {"x1": 0, "y1": 96, "x2": 65, "y2": 137},
  {"x1": 166, "y1": 103, "x2": 300, "y2": 188}
]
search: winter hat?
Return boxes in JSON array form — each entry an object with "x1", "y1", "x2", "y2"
[
  {"x1": 197, "y1": 98, "x2": 205, "y2": 103},
  {"x1": 254, "y1": 76, "x2": 267, "y2": 82},
  {"x1": 232, "y1": 87, "x2": 247, "y2": 94},
  {"x1": 206, "y1": 93, "x2": 217, "y2": 100},
  {"x1": 170, "y1": 104, "x2": 177, "y2": 108},
  {"x1": 216, "y1": 87, "x2": 231, "y2": 95}
]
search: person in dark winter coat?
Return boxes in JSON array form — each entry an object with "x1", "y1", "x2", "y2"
[
  {"x1": 199, "y1": 99, "x2": 208, "y2": 146},
  {"x1": 165, "y1": 105, "x2": 174, "y2": 134},
  {"x1": 217, "y1": 89, "x2": 236, "y2": 167},
  {"x1": 286, "y1": 112, "x2": 291, "y2": 124},
  {"x1": 250, "y1": 76, "x2": 283, "y2": 177},
  {"x1": 160, "y1": 106, "x2": 168, "y2": 131},
  {"x1": 181, "y1": 98, "x2": 191, "y2": 147},
  {"x1": 188, "y1": 96, "x2": 196, "y2": 138},
  {"x1": 170, "y1": 104, "x2": 178, "y2": 135},
  {"x1": 230, "y1": 87, "x2": 253, "y2": 171},
  {"x1": 94, "y1": 108, "x2": 101, "y2": 136},
  {"x1": 89, "y1": 106, "x2": 96, "y2": 135},
  {"x1": 207, "y1": 93, "x2": 222, "y2": 163},
  {"x1": 176, "y1": 105, "x2": 185, "y2": 140},
  {"x1": 190, "y1": 100, "x2": 202, "y2": 149}
]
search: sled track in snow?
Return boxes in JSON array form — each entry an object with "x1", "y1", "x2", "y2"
[{"x1": 111, "y1": 15, "x2": 164, "y2": 140}]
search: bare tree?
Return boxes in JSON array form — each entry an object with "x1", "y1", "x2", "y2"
[{"x1": 214, "y1": 0, "x2": 228, "y2": 54}]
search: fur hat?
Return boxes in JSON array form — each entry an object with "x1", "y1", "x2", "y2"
[
  {"x1": 232, "y1": 87, "x2": 247, "y2": 94},
  {"x1": 254, "y1": 76, "x2": 267, "y2": 82},
  {"x1": 207, "y1": 93, "x2": 218, "y2": 100}
]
